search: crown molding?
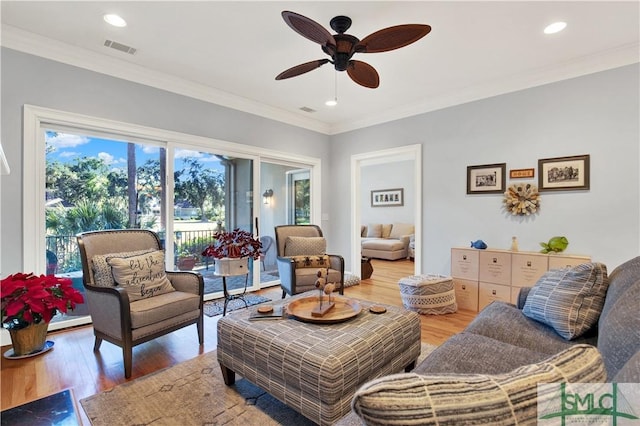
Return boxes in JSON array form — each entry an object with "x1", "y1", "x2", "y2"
[
  {"x1": 2, "y1": 25, "x2": 638, "y2": 137},
  {"x1": 327, "y1": 41, "x2": 640, "y2": 135},
  {"x1": 1, "y1": 25, "x2": 331, "y2": 135}
]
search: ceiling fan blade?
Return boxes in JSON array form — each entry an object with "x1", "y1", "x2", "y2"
[
  {"x1": 275, "y1": 59, "x2": 330, "y2": 80},
  {"x1": 282, "y1": 11, "x2": 336, "y2": 48},
  {"x1": 347, "y1": 60, "x2": 379, "y2": 88},
  {"x1": 356, "y1": 24, "x2": 431, "y2": 53}
]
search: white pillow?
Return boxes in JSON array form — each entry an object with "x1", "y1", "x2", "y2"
[
  {"x1": 389, "y1": 223, "x2": 414, "y2": 239},
  {"x1": 366, "y1": 224, "x2": 383, "y2": 238},
  {"x1": 107, "y1": 250, "x2": 175, "y2": 301}
]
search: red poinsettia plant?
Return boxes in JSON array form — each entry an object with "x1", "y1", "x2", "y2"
[
  {"x1": 1, "y1": 273, "x2": 85, "y2": 330},
  {"x1": 202, "y1": 228, "x2": 262, "y2": 260}
]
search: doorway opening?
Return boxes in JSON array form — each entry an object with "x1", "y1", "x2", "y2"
[{"x1": 350, "y1": 145, "x2": 422, "y2": 277}]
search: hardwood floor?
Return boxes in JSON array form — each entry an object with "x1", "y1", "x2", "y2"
[{"x1": 0, "y1": 258, "x2": 476, "y2": 421}]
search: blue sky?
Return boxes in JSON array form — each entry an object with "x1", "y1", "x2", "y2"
[{"x1": 45, "y1": 131, "x2": 224, "y2": 173}]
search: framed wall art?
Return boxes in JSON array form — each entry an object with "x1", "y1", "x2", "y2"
[
  {"x1": 509, "y1": 168, "x2": 535, "y2": 179},
  {"x1": 538, "y1": 154, "x2": 590, "y2": 192},
  {"x1": 371, "y1": 188, "x2": 404, "y2": 207},
  {"x1": 467, "y1": 163, "x2": 506, "y2": 194}
]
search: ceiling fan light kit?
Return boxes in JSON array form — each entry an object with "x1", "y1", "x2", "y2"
[{"x1": 276, "y1": 11, "x2": 431, "y2": 89}]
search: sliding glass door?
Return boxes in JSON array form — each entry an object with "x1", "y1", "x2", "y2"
[
  {"x1": 172, "y1": 149, "x2": 256, "y2": 298},
  {"x1": 22, "y1": 106, "x2": 322, "y2": 336},
  {"x1": 44, "y1": 130, "x2": 170, "y2": 321},
  {"x1": 259, "y1": 162, "x2": 312, "y2": 287}
]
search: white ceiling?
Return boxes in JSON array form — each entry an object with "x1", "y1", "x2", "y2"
[{"x1": 1, "y1": 1, "x2": 638, "y2": 135}]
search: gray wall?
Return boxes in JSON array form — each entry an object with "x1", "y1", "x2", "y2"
[
  {"x1": 0, "y1": 48, "x2": 330, "y2": 273},
  {"x1": 330, "y1": 64, "x2": 640, "y2": 274},
  {"x1": 361, "y1": 160, "x2": 415, "y2": 225},
  {"x1": 2, "y1": 47, "x2": 639, "y2": 276}
]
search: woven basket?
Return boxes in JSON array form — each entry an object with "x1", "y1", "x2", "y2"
[
  {"x1": 398, "y1": 274, "x2": 457, "y2": 315},
  {"x1": 8, "y1": 321, "x2": 48, "y2": 356}
]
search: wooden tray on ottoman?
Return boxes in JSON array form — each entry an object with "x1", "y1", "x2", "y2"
[{"x1": 286, "y1": 295, "x2": 362, "y2": 324}]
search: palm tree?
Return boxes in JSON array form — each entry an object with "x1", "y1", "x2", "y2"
[{"x1": 127, "y1": 143, "x2": 137, "y2": 227}]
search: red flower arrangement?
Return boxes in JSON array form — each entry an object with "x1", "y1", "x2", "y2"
[
  {"x1": 1, "y1": 273, "x2": 85, "y2": 330},
  {"x1": 202, "y1": 228, "x2": 262, "y2": 260}
]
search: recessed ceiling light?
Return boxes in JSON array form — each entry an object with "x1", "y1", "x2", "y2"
[
  {"x1": 104, "y1": 14, "x2": 127, "y2": 28},
  {"x1": 544, "y1": 21, "x2": 566, "y2": 34}
]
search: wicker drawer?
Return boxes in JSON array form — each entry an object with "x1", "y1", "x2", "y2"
[
  {"x1": 451, "y1": 248, "x2": 479, "y2": 280},
  {"x1": 511, "y1": 252, "x2": 548, "y2": 287},
  {"x1": 511, "y1": 286, "x2": 525, "y2": 305},
  {"x1": 479, "y1": 282, "x2": 511, "y2": 310},
  {"x1": 548, "y1": 254, "x2": 591, "y2": 270},
  {"x1": 479, "y1": 250, "x2": 511, "y2": 285},
  {"x1": 453, "y1": 278, "x2": 479, "y2": 312}
]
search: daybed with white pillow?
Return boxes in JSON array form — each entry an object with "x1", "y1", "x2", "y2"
[
  {"x1": 361, "y1": 223, "x2": 414, "y2": 260},
  {"x1": 350, "y1": 257, "x2": 640, "y2": 425}
]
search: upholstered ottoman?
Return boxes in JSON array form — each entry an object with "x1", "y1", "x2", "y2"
[
  {"x1": 398, "y1": 274, "x2": 458, "y2": 314},
  {"x1": 217, "y1": 292, "x2": 421, "y2": 425}
]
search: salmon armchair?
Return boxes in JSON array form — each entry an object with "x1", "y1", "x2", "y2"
[{"x1": 77, "y1": 229, "x2": 204, "y2": 378}]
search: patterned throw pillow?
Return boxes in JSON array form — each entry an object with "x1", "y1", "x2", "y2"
[
  {"x1": 523, "y1": 262, "x2": 609, "y2": 340},
  {"x1": 92, "y1": 250, "x2": 175, "y2": 301},
  {"x1": 284, "y1": 236, "x2": 326, "y2": 256},
  {"x1": 290, "y1": 255, "x2": 331, "y2": 269},
  {"x1": 92, "y1": 249, "x2": 154, "y2": 287},
  {"x1": 352, "y1": 345, "x2": 605, "y2": 426}
]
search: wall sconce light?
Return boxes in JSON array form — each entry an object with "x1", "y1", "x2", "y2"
[{"x1": 262, "y1": 189, "x2": 273, "y2": 204}]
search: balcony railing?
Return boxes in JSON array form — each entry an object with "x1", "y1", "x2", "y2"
[{"x1": 46, "y1": 229, "x2": 219, "y2": 274}]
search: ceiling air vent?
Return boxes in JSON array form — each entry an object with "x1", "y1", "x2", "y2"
[
  {"x1": 104, "y1": 40, "x2": 137, "y2": 55},
  {"x1": 299, "y1": 106, "x2": 316, "y2": 113}
]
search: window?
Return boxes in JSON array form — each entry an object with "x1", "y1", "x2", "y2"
[
  {"x1": 22, "y1": 105, "x2": 322, "y2": 332},
  {"x1": 45, "y1": 131, "x2": 167, "y2": 276}
]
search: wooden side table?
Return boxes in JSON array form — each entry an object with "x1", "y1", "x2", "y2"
[{"x1": 361, "y1": 257, "x2": 373, "y2": 279}]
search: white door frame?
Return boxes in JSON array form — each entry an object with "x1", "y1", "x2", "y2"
[{"x1": 350, "y1": 144, "x2": 422, "y2": 276}]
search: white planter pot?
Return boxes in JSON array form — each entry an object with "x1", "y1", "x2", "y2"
[{"x1": 215, "y1": 257, "x2": 249, "y2": 276}]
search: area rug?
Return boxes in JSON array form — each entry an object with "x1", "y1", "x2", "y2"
[
  {"x1": 80, "y1": 343, "x2": 436, "y2": 426},
  {"x1": 202, "y1": 271, "x2": 279, "y2": 294},
  {"x1": 203, "y1": 294, "x2": 271, "y2": 317}
]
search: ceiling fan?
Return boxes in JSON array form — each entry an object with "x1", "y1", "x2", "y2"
[{"x1": 275, "y1": 11, "x2": 431, "y2": 89}]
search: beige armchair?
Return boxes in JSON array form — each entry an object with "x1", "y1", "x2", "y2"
[
  {"x1": 77, "y1": 229, "x2": 204, "y2": 378},
  {"x1": 275, "y1": 225, "x2": 345, "y2": 298}
]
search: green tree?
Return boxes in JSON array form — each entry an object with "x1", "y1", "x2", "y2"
[
  {"x1": 136, "y1": 159, "x2": 162, "y2": 215},
  {"x1": 127, "y1": 143, "x2": 137, "y2": 227},
  {"x1": 175, "y1": 158, "x2": 225, "y2": 220},
  {"x1": 46, "y1": 200, "x2": 126, "y2": 236},
  {"x1": 46, "y1": 157, "x2": 112, "y2": 205}
]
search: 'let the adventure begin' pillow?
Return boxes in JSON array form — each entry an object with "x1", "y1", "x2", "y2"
[{"x1": 107, "y1": 250, "x2": 175, "y2": 301}]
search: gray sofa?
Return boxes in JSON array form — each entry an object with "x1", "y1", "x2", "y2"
[{"x1": 351, "y1": 256, "x2": 640, "y2": 425}]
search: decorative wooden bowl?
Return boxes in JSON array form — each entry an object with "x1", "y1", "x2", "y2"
[{"x1": 286, "y1": 296, "x2": 362, "y2": 324}]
